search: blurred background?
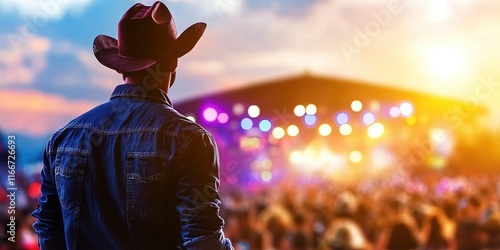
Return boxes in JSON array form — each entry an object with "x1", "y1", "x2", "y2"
[{"x1": 1, "y1": 0, "x2": 500, "y2": 249}]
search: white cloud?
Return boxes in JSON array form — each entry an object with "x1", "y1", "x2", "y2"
[
  {"x1": 176, "y1": 0, "x2": 500, "y2": 103},
  {"x1": 171, "y1": 0, "x2": 355, "y2": 97},
  {"x1": 51, "y1": 40, "x2": 121, "y2": 91},
  {"x1": 74, "y1": 48, "x2": 121, "y2": 91},
  {"x1": 0, "y1": 0, "x2": 94, "y2": 20},
  {"x1": 0, "y1": 35, "x2": 50, "y2": 86},
  {"x1": 183, "y1": 59, "x2": 226, "y2": 76}
]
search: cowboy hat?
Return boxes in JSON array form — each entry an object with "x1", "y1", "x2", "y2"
[{"x1": 93, "y1": 1, "x2": 206, "y2": 73}]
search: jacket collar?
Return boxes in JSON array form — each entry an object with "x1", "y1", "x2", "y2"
[{"x1": 110, "y1": 84, "x2": 172, "y2": 106}]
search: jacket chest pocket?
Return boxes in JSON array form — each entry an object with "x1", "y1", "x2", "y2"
[
  {"x1": 126, "y1": 152, "x2": 170, "y2": 221},
  {"x1": 54, "y1": 149, "x2": 89, "y2": 210}
]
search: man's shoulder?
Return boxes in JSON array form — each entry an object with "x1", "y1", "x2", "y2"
[
  {"x1": 157, "y1": 108, "x2": 213, "y2": 139},
  {"x1": 44, "y1": 101, "x2": 109, "y2": 148},
  {"x1": 67, "y1": 101, "x2": 110, "y2": 124}
]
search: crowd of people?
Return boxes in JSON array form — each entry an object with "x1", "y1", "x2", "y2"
[
  {"x1": 220, "y1": 173, "x2": 500, "y2": 250},
  {"x1": 2, "y1": 170, "x2": 499, "y2": 250}
]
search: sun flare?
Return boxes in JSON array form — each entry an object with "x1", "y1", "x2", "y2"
[{"x1": 423, "y1": 46, "x2": 468, "y2": 80}]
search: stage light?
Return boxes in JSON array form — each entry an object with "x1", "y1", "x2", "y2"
[
  {"x1": 239, "y1": 137, "x2": 249, "y2": 149},
  {"x1": 400, "y1": 102, "x2": 413, "y2": 116},
  {"x1": 367, "y1": 122, "x2": 384, "y2": 139},
  {"x1": 262, "y1": 159, "x2": 272, "y2": 169},
  {"x1": 203, "y1": 107, "x2": 218, "y2": 122},
  {"x1": 294, "y1": 105, "x2": 306, "y2": 117},
  {"x1": 253, "y1": 159, "x2": 273, "y2": 170},
  {"x1": 186, "y1": 115, "x2": 196, "y2": 122},
  {"x1": 248, "y1": 137, "x2": 261, "y2": 148},
  {"x1": 217, "y1": 113, "x2": 229, "y2": 123},
  {"x1": 240, "y1": 118, "x2": 253, "y2": 130},
  {"x1": 248, "y1": 105, "x2": 260, "y2": 118},
  {"x1": 339, "y1": 124, "x2": 352, "y2": 136},
  {"x1": 233, "y1": 103, "x2": 245, "y2": 115},
  {"x1": 349, "y1": 151, "x2": 362, "y2": 163},
  {"x1": 430, "y1": 128, "x2": 454, "y2": 157},
  {"x1": 362, "y1": 112, "x2": 375, "y2": 125},
  {"x1": 431, "y1": 128, "x2": 446, "y2": 143},
  {"x1": 289, "y1": 150, "x2": 304, "y2": 164},
  {"x1": 406, "y1": 116, "x2": 416, "y2": 126},
  {"x1": 287, "y1": 125, "x2": 299, "y2": 137},
  {"x1": 389, "y1": 107, "x2": 400, "y2": 118},
  {"x1": 304, "y1": 114, "x2": 317, "y2": 126},
  {"x1": 335, "y1": 112, "x2": 349, "y2": 125},
  {"x1": 239, "y1": 136, "x2": 261, "y2": 150},
  {"x1": 319, "y1": 124, "x2": 332, "y2": 136},
  {"x1": 28, "y1": 182, "x2": 41, "y2": 199},
  {"x1": 272, "y1": 127, "x2": 286, "y2": 139},
  {"x1": 261, "y1": 170, "x2": 272, "y2": 181},
  {"x1": 306, "y1": 104, "x2": 317, "y2": 115},
  {"x1": 351, "y1": 100, "x2": 362, "y2": 112},
  {"x1": 372, "y1": 147, "x2": 394, "y2": 171},
  {"x1": 370, "y1": 100, "x2": 380, "y2": 112},
  {"x1": 259, "y1": 119, "x2": 272, "y2": 132}
]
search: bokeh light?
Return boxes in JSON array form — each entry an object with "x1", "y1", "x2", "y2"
[
  {"x1": 203, "y1": 107, "x2": 218, "y2": 122},
  {"x1": 287, "y1": 125, "x2": 299, "y2": 137},
  {"x1": 294, "y1": 105, "x2": 306, "y2": 117},
  {"x1": 367, "y1": 122, "x2": 385, "y2": 139},
  {"x1": 389, "y1": 107, "x2": 400, "y2": 118},
  {"x1": 233, "y1": 103, "x2": 245, "y2": 115},
  {"x1": 261, "y1": 170, "x2": 273, "y2": 181},
  {"x1": 248, "y1": 137, "x2": 261, "y2": 148},
  {"x1": 259, "y1": 119, "x2": 272, "y2": 132},
  {"x1": 369, "y1": 101, "x2": 380, "y2": 112},
  {"x1": 248, "y1": 105, "x2": 260, "y2": 118},
  {"x1": 305, "y1": 104, "x2": 317, "y2": 115},
  {"x1": 289, "y1": 150, "x2": 304, "y2": 164},
  {"x1": 217, "y1": 113, "x2": 229, "y2": 123},
  {"x1": 349, "y1": 151, "x2": 362, "y2": 163},
  {"x1": 240, "y1": 118, "x2": 253, "y2": 130},
  {"x1": 261, "y1": 159, "x2": 272, "y2": 169},
  {"x1": 372, "y1": 147, "x2": 395, "y2": 170},
  {"x1": 351, "y1": 100, "x2": 362, "y2": 112},
  {"x1": 335, "y1": 112, "x2": 349, "y2": 125},
  {"x1": 272, "y1": 127, "x2": 286, "y2": 139},
  {"x1": 400, "y1": 102, "x2": 413, "y2": 116},
  {"x1": 318, "y1": 124, "x2": 332, "y2": 136},
  {"x1": 431, "y1": 128, "x2": 454, "y2": 157},
  {"x1": 28, "y1": 182, "x2": 41, "y2": 199},
  {"x1": 339, "y1": 124, "x2": 352, "y2": 136},
  {"x1": 304, "y1": 114, "x2": 317, "y2": 126},
  {"x1": 362, "y1": 112, "x2": 375, "y2": 125},
  {"x1": 406, "y1": 116, "x2": 417, "y2": 125},
  {"x1": 431, "y1": 128, "x2": 446, "y2": 143},
  {"x1": 240, "y1": 136, "x2": 262, "y2": 150}
]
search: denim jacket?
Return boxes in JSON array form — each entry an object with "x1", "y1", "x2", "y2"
[{"x1": 32, "y1": 84, "x2": 233, "y2": 250}]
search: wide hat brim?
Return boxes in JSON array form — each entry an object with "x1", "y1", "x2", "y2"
[{"x1": 93, "y1": 22, "x2": 206, "y2": 73}]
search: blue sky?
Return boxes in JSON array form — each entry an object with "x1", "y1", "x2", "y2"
[{"x1": 1, "y1": 0, "x2": 500, "y2": 138}]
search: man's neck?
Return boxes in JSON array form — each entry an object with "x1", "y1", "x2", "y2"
[{"x1": 123, "y1": 76, "x2": 171, "y2": 94}]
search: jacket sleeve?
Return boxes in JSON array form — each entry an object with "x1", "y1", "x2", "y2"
[
  {"x1": 175, "y1": 131, "x2": 233, "y2": 250},
  {"x1": 32, "y1": 141, "x2": 67, "y2": 249}
]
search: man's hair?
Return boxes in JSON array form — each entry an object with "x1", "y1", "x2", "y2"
[
  {"x1": 121, "y1": 58, "x2": 177, "y2": 86},
  {"x1": 122, "y1": 69, "x2": 149, "y2": 80}
]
